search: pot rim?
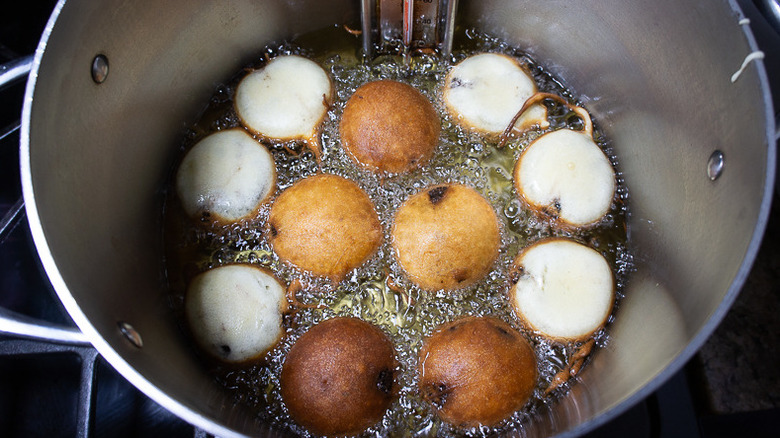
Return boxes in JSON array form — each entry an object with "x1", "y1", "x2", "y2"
[
  {"x1": 18, "y1": 1, "x2": 246, "y2": 437},
  {"x1": 559, "y1": 1, "x2": 776, "y2": 435},
  {"x1": 18, "y1": 0, "x2": 776, "y2": 437}
]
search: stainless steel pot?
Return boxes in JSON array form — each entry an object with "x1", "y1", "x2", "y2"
[{"x1": 17, "y1": 0, "x2": 776, "y2": 436}]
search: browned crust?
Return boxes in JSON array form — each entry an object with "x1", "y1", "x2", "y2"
[
  {"x1": 280, "y1": 317, "x2": 398, "y2": 436},
  {"x1": 340, "y1": 80, "x2": 440, "y2": 173},
  {"x1": 391, "y1": 183, "x2": 500, "y2": 291},
  {"x1": 268, "y1": 173, "x2": 382, "y2": 282},
  {"x1": 418, "y1": 316, "x2": 538, "y2": 427}
]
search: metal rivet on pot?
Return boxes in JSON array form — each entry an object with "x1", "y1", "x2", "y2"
[
  {"x1": 118, "y1": 321, "x2": 143, "y2": 348},
  {"x1": 707, "y1": 150, "x2": 725, "y2": 181},
  {"x1": 91, "y1": 54, "x2": 109, "y2": 84}
]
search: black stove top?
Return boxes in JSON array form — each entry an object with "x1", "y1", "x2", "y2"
[{"x1": 1, "y1": 1, "x2": 778, "y2": 437}]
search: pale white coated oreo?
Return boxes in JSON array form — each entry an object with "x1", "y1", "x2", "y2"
[
  {"x1": 235, "y1": 55, "x2": 332, "y2": 141},
  {"x1": 175, "y1": 128, "x2": 275, "y2": 224},
  {"x1": 443, "y1": 53, "x2": 545, "y2": 134},
  {"x1": 510, "y1": 239, "x2": 614, "y2": 341},
  {"x1": 185, "y1": 264, "x2": 287, "y2": 363},
  {"x1": 514, "y1": 128, "x2": 616, "y2": 226}
]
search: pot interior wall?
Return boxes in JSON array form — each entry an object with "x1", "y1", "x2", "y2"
[
  {"x1": 462, "y1": 1, "x2": 772, "y2": 435},
  {"x1": 23, "y1": 0, "x2": 773, "y2": 436}
]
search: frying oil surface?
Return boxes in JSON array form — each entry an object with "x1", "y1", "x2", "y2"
[{"x1": 164, "y1": 26, "x2": 631, "y2": 437}]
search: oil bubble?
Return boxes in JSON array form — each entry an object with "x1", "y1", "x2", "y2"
[{"x1": 163, "y1": 25, "x2": 631, "y2": 437}]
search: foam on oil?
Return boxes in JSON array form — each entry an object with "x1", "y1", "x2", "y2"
[{"x1": 163, "y1": 25, "x2": 632, "y2": 437}]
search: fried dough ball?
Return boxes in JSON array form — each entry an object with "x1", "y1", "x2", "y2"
[
  {"x1": 281, "y1": 317, "x2": 397, "y2": 436},
  {"x1": 340, "y1": 80, "x2": 440, "y2": 173},
  {"x1": 184, "y1": 264, "x2": 287, "y2": 364},
  {"x1": 234, "y1": 55, "x2": 332, "y2": 143},
  {"x1": 391, "y1": 184, "x2": 500, "y2": 291},
  {"x1": 175, "y1": 128, "x2": 275, "y2": 225},
  {"x1": 514, "y1": 129, "x2": 616, "y2": 226},
  {"x1": 443, "y1": 53, "x2": 547, "y2": 135},
  {"x1": 268, "y1": 174, "x2": 382, "y2": 281},
  {"x1": 419, "y1": 316, "x2": 538, "y2": 427},
  {"x1": 510, "y1": 238, "x2": 614, "y2": 341}
]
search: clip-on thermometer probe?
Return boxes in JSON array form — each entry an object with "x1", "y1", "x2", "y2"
[{"x1": 361, "y1": 0, "x2": 458, "y2": 58}]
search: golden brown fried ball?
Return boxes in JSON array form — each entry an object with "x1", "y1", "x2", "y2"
[
  {"x1": 391, "y1": 184, "x2": 500, "y2": 291},
  {"x1": 281, "y1": 317, "x2": 397, "y2": 436},
  {"x1": 418, "y1": 316, "x2": 538, "y2": 427},
  {"x1": 268, "y1": 174, "x2": 382, "y2": 281},
  {"x1": 340, "y1": 80, "x2": 440, "y2": 173}
]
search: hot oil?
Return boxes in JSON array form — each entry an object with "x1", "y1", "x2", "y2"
[{"x1": 163, "y1": 25, "x2": 632, "y2": 437}]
